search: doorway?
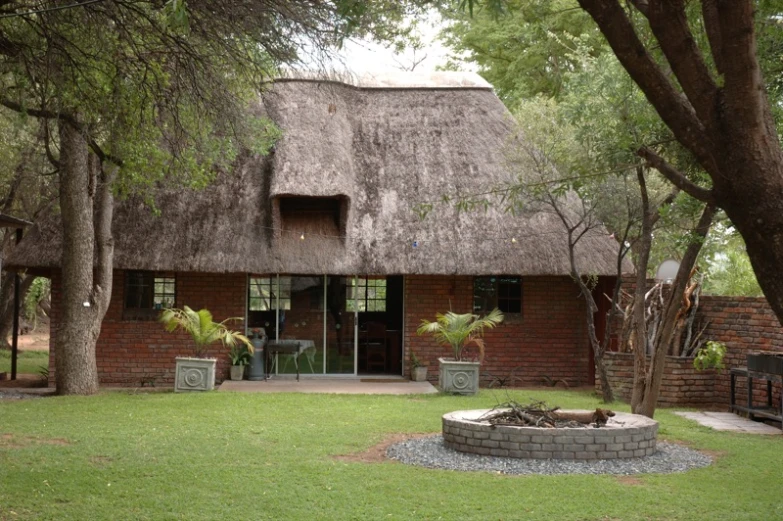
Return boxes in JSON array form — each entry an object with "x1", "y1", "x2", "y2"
[{"x1": 246, "y1": 274, "x2": 403, "y2": 376}]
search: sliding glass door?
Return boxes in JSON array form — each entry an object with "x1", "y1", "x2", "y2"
[
  {"x1": 246, "y1": 274, "x2": 401, "y2": 376},
  {"x1": 325, "y1": 276, "x2": 356, "y2": 374}
]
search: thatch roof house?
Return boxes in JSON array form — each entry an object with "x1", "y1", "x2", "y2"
[{"x1": 9, "y1": 72, "x2": 623, "y2": 388}]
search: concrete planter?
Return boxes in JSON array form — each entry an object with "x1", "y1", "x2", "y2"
[
  {"x1": 175, "y1": 357, "x2": 217, "y2": 392},
  {"x1": 412, "y1": 366, "x2": 428, "y2": 382},
  {"x1": 229, "y1": 365, "x2": 245, "y2": 381},
  {"x1": 438, "y1": 358, "x2": 480, "y2": 395}
]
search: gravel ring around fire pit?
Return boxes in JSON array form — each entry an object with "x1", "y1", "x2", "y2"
[{"x1": 387, "y1": 435, "x2": 712, "y2": 475}]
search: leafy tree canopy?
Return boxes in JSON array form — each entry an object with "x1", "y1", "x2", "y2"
[{"x1": 0, "y1": 0, "x2": 426, "y2": 199}]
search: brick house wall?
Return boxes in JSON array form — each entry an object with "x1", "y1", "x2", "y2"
[
  {"x1": 48, "y1": 271, "x2": 594, "y2": 387},
  {"x1": 404, "y1": 275, "x2": 591, "y2": 387},
  {"x1": 49, "y1": 270, "x2": 246, "y2": 386}
]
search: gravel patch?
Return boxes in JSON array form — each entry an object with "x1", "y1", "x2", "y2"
[
  {"x1": 0, "y1": 390, "x2": 44, "y2": 400},
  {"x1": 387, "y1": 435, "x2": 712, "y2": 475}
]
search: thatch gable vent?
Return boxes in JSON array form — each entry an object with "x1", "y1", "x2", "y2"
[{"x1": 272, "y1": 195, "x2": 349, "y2": 245}]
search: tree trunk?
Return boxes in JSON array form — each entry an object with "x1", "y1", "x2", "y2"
[
  {"x1": 568, "y1": 232, "x2": 614, "y2": 403},
  {"x1": 630, "y1": 167, "x2": 652, "y2": 413},
  {"x1": 714, "y1": 156, "x2": 783, "y2": 327},
  {"x1": 637, "y1": 204, "x2": 715, "y2": 418},
  {"x1": 54, "y1": 119, "x2": 114, "y2": 395}
]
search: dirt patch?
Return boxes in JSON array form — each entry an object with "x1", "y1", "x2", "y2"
[
  {"x1": 615, "y1": 476, "x2": 645, "y2": 486},
  {"x1": 334, "y1": 433, "x2": 435, "y2": 463},
  {"x1": 0, "y1": 374, "x2": 47, "y2": 388},
  {"x1": 0, "y1": 433, "x2": 70, "y2": 449},
  {"x1": 9, "y1": 331, "x2": 50, "y2": 352}
]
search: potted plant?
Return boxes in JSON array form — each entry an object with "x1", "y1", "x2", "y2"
[
  {"x1": 160, "y1": 306, "x2": 252, "y2": 392},
  {"x1": 410, "y1": 350, "x2": 428, "y2": 382},
  {"x1": 229, "y1": 344, "x2": 252, "y2": 381},
  {"x1": 417, "y1": 308, "x2": 503, "y2": 395}
]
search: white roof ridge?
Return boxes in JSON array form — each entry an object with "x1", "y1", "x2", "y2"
[{"x1": 275, "y1": 69, "x2": 493, "y2": 90}]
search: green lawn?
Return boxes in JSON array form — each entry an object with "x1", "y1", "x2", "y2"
[
  {"x1": 0, "y1": 349, "x2": 48, "y2": 375},
  {"x1": 1, "y1": 389, "x2": 781, "y2": 521}
]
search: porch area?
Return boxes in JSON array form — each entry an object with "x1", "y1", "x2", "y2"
[{"x1": 218, "y1": 377, "x2": 437, "y2": 395}]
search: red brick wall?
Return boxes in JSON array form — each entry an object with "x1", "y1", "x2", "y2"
[
  {"x1": 602, "y1": 352, "x2": 718, "y2": 407},
  {"x1": 699, "y1": 296, "x2": 783, "y2": 407},
  {"x1": 47, "y1": 271, "x2": 595, "y2": 388},
  {"x1": 49, "y1": 270, "x2": 246, "y2": 386},
  {"x1": 596, "y1": 295, "x2": 783, "y2": 408},
  {"x1": 404, "y1": 275, "x2": 591, "y2": 387}
]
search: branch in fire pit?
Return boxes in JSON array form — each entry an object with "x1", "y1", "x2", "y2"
[{"x1": 478, "y1": 402, "x2": 615, "y2": 428}]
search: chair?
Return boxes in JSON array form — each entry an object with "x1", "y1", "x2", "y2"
[{"x1": 364, "y1": 322, "x2": 387, "y2": 373}]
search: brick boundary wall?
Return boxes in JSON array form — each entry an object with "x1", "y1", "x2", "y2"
[
  {"x1": 442, "y1": 409, "x2": 658, "y2": 460},
  {"x1": 596, "y1": 295, "x2": 783, "y2": 409},
  {"x1": 601, "y1": 352, "x2": 718, "y2": 407}
]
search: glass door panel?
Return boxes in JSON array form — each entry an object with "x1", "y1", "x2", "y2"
[
  {"x1": 277, "y1": 276, "x2": 324, "y2": 375},
  {"x1": 325, "y1": 276, "x2": 356, "y2": 374}
]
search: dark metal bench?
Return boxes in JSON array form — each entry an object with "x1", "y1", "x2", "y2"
[{"x1": 730, "y1": 367, "x2": 783, "y2": 428}]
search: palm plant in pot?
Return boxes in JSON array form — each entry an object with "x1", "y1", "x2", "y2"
[
  {"x1": 228, "y1": 344, "x2": 252, "y2": 381},
  {"x1": 417, "y1": 308, "x2": 503, "y2": 395},
  {"x1": 160, "y1": 306, "x2": 252, "y2": 392}
]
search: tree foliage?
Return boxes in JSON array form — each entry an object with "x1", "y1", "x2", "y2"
[
  {"x1": 160, "y1": 306, "x2": 252, "y2": 358},
  {"x1": 449, "y1": 1, "x2": 783, "y2": 324},
  {"x1": 440, "y1": 0, "x2": 609, "y2": 107},
  {"x1": 0, "y1": 0, "x2": 426, "y2": 394},
  {"x1": 417, "y1": 309, "x2": 504, "y2": 362}
]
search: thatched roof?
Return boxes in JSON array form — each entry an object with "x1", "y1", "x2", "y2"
[{"x1": 8, "y1": 72, "x2": 625, "y2": 276}]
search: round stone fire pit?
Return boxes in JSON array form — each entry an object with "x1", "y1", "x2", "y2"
[{"x1": 443, "y1": 409, "x2": 658, "y2": 460}]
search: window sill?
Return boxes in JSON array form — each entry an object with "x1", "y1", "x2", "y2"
[{"x1": 122, "y1": 309, "x2": 163, "y2": 322}]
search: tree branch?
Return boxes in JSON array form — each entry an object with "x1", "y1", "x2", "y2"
[
  {"x1": 717, "y1": 1, "x2": 768, "y2": 136},
  {"x1": 577, "y1": 0, "x2": 720, "y2": 176},
  {"x1": 701, "y1": 0, "x2": 724, "y2": 75},
  {"x1": 637, "y1": 146, "x2": 715, "y2": 204},
  {"x1": 646, "y1": 1, "x2": 718, "y2": 127},
  {"x1": 0, "y1": 98, "x2": 123, "y2": 166},
  {"x1": 42, "y1": 120, "x2": 60, "y2": 169},
  {"x1": 649, "y1": 186, "x2": 680, "y2": 228}
]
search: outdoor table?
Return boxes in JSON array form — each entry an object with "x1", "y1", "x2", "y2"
[{"x1": 265, "y1": 340, "x2": 316, "y2": 381}]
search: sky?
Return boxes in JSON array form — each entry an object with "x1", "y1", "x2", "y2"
[{"x1": 324, "y1": 11, "x2": 469, "y2": 75}]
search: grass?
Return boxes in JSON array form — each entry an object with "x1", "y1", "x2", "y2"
[
  {"x1": 1, "y1": 388, "x2": 782, "y2": 521},
  {"x1": 0, "y1": 349, "x2": 48, "y2": 375}
]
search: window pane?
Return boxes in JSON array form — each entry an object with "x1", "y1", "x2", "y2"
[
  {"x1": 473, "y1": 277, "x2": 497, "y2": 313},
  {"x1": 497, "y1": 277, "x2": 522, "y2": 314},
  {"x1": 126, "y1": 271, "x2": 153, "y2": 309},
  {"x1": 126, "y1": 272, "x2": 175, "y2": 312}
]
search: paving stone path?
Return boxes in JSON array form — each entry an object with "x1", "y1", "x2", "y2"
[{"x1": 675, "y1": 411, "x2": 781, "y2": 434}]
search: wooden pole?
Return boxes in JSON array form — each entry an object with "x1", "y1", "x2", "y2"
[{"x1": 10, "y1": 227, "x2": 21, "y2": 380}]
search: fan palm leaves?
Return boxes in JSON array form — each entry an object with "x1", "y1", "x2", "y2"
[
  {"x1": 160, "y1": 306, "x2": 252, "y2": 357},
  {"x1": 417, "y1": 308, "x2": 504, "y2": 362}
]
